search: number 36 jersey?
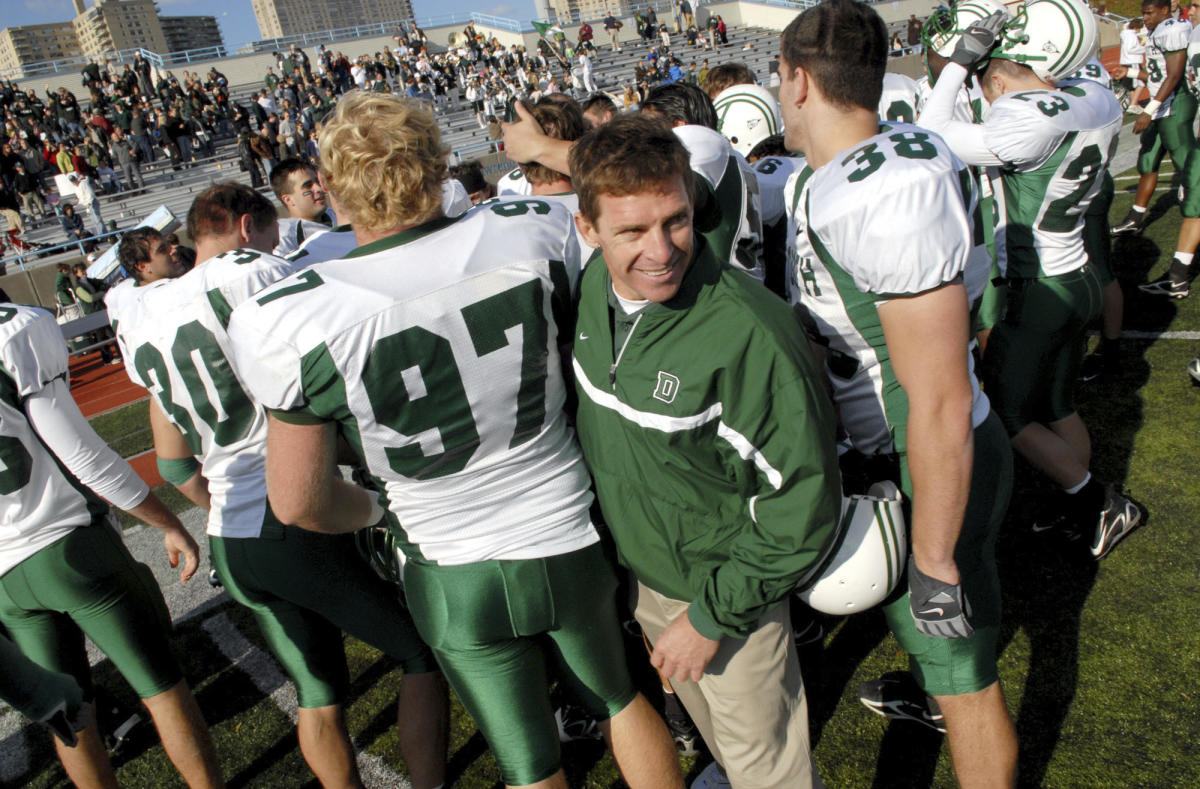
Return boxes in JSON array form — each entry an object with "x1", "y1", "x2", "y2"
[
  {"x1": 111, "y1": 250, "x2": 308, "y2": 538},
  {"x1": 227, "y1": 200, "x2": 596, "y2": 566},
  {"x1": 983, "y1": 80, "x2": 1121, "y2": 279},
  {"x1": 785, "y1": 123, "x2": 991, "y2": 456}
]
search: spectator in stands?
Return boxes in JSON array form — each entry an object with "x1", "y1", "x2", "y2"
[
  {"x1": 13, "y1": 163, "x2": 46, "y2": 219},
  {"x1": 237, "y1": 132, "x2": 264, "y2": 188},
  {"x1": 54, "y1": 262, "x2": 77, "y2": 307},
  {"x1": 108, "y1": 128, "x2": 143, "y2": 191},
  {"x1": 251, "y1": 127, "x2": 276, "y2": 173},
  {"x1": 68, "y1": 174, "x2": 103, "y2": 235},
  {"x1": 681, "y1": 0, "x2": 695, "y2": 29},
  {"x1": 906, "y1": 14, "x2": 923, "y2": 54},
  {"x1": 605, "y1": 12, "x2": 624, "y2": 52}
]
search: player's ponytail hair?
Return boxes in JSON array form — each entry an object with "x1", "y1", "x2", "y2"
[{"x1": 318, "y1": 92, "x2": 447, "y2": 233}]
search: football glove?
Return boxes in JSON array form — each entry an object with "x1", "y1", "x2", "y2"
[
  {"x1": 908, "y1": 562, "x2": 974, "y2": 639},
  {"x1": 950, "y1": 11, "x2": 1008, "y2": 70}
]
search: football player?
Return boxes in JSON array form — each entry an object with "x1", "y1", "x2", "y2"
[
  {"x1": 226, "y1": 93, "x2": 682, "y2": 789},
  {"x1": 1110, "y1": 0, "x2": 1194, "y2": 236},
  {"x1": 920, "y1": 0, "x2": 1143, "y2": 561},
  {"x1": 0, "y1": 302, "x2": 223, "y2": 789},
  {"x1": 112, "y1": 187, "x2": 449, "y2": 789},
  {"x1": 779, "y1": 0, "x2": 1018, "y2": 784},
  {"x1": 270, "y1": 158, "x2": 337, "y2": 258},
  {"x1": 1138, "y1": 1, "x2": 1200, "y2": 299}
]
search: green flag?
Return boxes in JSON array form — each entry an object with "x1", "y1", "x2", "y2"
[{"x1": 532, "y1": 20, "x2": 553, "y2": 36}]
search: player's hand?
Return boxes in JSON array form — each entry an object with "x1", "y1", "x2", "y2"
[
  {"x1": 163, "y1": 524, "x2": 200, "y2": 583},
  {"x1": 500, "y1": 100, "x2": 546, "y2": 163},
  {"x1": 1110, "y1": 65, "x2": 1129, "y2": 80},
  {"x1": 908, "y1": 560, "x2": 974, "y2": 639},
  {"x1": 650, "y1": 610, "x2": 721, "y2": 683},
  {"x1": 1133, "y1": 111, "x2": 1152, "y2": 134},
  {"x1": 950, "y1": 11, "x2": 1008, "y2": 69}
]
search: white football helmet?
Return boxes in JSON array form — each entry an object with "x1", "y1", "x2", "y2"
[
  {"x1": 713, "y1": 83, "x2": 783, "y2": 157},
  {"x1": 797, "y1": 481, "x2": 908, "y2": 616},
  {"x1": 924, "y1": 0, "x2": 1013, "y2": 58},
  {"x1": 992, "y1": 0, "x2": 1098, "y2": 83}
]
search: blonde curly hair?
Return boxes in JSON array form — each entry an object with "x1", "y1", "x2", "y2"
[{"x1": 318, "y1": 92, "x2": 447, "y2": 232}]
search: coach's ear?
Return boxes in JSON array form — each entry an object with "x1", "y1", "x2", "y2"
[{"x1": 575, "y1": 211, "x2": 601, "y2": 250}]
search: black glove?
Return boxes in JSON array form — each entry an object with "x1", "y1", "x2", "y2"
[
  {"x1": 950, "y1": 11, "x2": 1008, "y2": 70},
  {"x1": 908, "y1": 561, "x2": 974, "y2": 639}
]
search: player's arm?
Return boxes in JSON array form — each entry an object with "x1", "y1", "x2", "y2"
[
  {"x1": 878, "y1": 281, "x2": 975, "y2": 625},
  {"x1": 264, "y1": 415, "x2": 383, "y2": 534},
  {"x1": 918, "y1": 63, "x2": 1004, "y2": 167},
  {"x1": 1135, "y1": 49, "x2": 1186, "y2": 133},
  {"x1": 653, "y1": 349, "x2": 841, "y2": 682},
  {"x1": 501, "y1": 100, "x2": 573, "y2": 175},
  {"x1": 25, "y1": 377, "x2": 200, "y2": 582},
  {"x1": 148, "y1": 397, "x2": 209, "y2": 510}
]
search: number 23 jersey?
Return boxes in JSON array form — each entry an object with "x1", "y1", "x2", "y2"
[
  {"x1": 785, "y1": 123, "x2": 991, "y2": 456},
  {"x1": 227, "y1": 200, "x2": 594, "y2": 566},
  {"x1": 983, "y1": 79, "x2": 1121, "y2": 279}
]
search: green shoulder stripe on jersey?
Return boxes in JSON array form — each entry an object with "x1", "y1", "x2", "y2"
[
  {"x1": 803, "y1": 191, "x2": 908, "y2": 450},
  {"x1": 343, "y1": 214, "x2": 463, "y2": 259},
  {"x1": 267, "y1": 407, "x2": 330, "y2": 425},
  {"x1": 286, "y1": 249, "x2": 309, "y2": 262},
  {"x1": 789, "y1": 165, "x2": 815, "y2": 214},
  {"x1": 207, "y1": 288, "x2": 234, "y2": 330}
]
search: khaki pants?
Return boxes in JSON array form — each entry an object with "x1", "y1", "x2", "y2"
[{"x1": 633, "y1": 581, "x2": 823, "y2": 789}]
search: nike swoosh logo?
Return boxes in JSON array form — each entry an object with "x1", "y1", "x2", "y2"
[
  {"x1": 1030, "y1": 523, "x2": 1056, "y2": 533},
  {"x1": 578, "y1": 332, "x2": 589, "y2": 340},
  {"x1": 917, "y1": 608, "x2": 945, "y2": 616}
]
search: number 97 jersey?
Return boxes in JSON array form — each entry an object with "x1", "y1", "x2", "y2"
[{"x1": 227, "y1": 200, "x2": 597, "y2": 566}]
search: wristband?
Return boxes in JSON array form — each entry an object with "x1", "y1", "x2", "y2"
[{"x1": 1143, "y1": 99, "x2": 1162, "y2": 116}]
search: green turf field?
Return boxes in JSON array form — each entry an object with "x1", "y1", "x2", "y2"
[{"x1": 8, "y1": 162, "x2": 1199, "y2": 788}]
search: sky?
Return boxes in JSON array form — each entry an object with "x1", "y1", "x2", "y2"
[{"x1": 5, "y1": 0, "x2": 539, "y2": 53}]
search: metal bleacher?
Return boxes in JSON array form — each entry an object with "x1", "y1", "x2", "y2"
[{"x1": 2, "y1": 23, "x2": 785, "y2": 276}]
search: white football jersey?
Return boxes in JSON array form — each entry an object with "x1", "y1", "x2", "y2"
[
  {"x1": 535, "y1": 191, "x2": 597, "y2": 263},
  {"x1": 1069, "y1": 57, "x2": 1115, "y2": 91},
  {"x1": 105, "y1": 277, "x2": 144, "y2": 364},
  {"x1": 984, "y1": 81, "x2": 1122, "y2": 278},
  {"x1": 1146, "y1": 17, "x2": 1191, "y2": 118},
  {"x1": 1187, "y1": 25, "x2": 1200, "y2": 96},
  {"x1": 227, "y1": 199, "x2": 597, "y2": 565},
  {"x1": 116, "y1": 250, "x2": 309, "y2": 538},
  {"x1": 496, "y1": 166, "x2": 532, "y2": 196},
  {"x1": 879, "y1": 72, "x2": 921, "y2": 124},
  {"x1": 675, "y1": 124, "x2": 766, "y2": 280},
  {"x1": 0, "y1": 306, "x2": 110, "y2": 573},
  {"x1": 754, "y1": 154, "x2": 802, "y2": 228},
  {"x1": 288, "y1": 225, "x2": 357, "y2": 264},
  {"x1": 785, "y1": 124, "x2": 991, "y2": 455},
  {"x1": 917, "y1": 74, "x2": 986, "y2": 123},
  {"x1": 274, "y1": 215, "x2": 335, "y2": 258}
]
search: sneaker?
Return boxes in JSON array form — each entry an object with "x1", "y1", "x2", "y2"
[
  {"x1": 1138, "y1": 276, "x2": 1189, "y2": 299},
  {"x1": 663, "y1": 691, "x2": 701, "y2": 757},
  {"x1": 1078, "y1": 350, "x2": 1117, "y2": 383},
  {"x1": 793, "y1": 617, "x2": 826, "y2": 647},
  {"x1": 1090, "y1": 490, "x2": 1144, "y2": 560},
  {"x1": 857, "y1": 673, "x2": 947, "y2": 734},
  {"x1": 554, "y1": 704, "x2": 602, "y2": 742},
  {"x1": 1189, "y1": 355, "x2": 1200, "y2": 384},
  {"x1": 1110, "y1": 210, "x2": 1147, "y2": 236},
  {"x1": 690, "y1": 761, "x2": 732, "y2": 789}
]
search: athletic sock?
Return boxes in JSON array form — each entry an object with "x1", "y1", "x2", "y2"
[
  {"x1": 1131, "y1": 204, "x2": 1147, "y2": 214},
  {"x1": 1168, "y1": 255, "x2": 1194, "y2": 284},
  {"x1": 1065, "y1": 476, "x2": 1106, "y2": 529},
  {"x1": 1097, "y1": 336, "x2": 1120, "y2": 357},
  {"x1": 662, "y1": 689, "x2": 691, "y2": 728}
]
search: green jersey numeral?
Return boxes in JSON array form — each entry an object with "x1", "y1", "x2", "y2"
[
  {"x1": 1039, "y1": 143, "x2": 1105, "y2": 233},
  {"x1": 135, "y1": 324, "x2": 256, "y2": 453},
  {"x1": 0, "y1": 434, "x2": 33, "y2": 495},
  {"x1": 0, "y1": 307, "x2": 18, "y2": 324},
  {"x1": 844, "y1": 131, "x2": 938, "y2": 181},
  {"x1": 489, "y1": 199, "x2": 552, "y2": 218},
  {"x1": 1148, "y1": 57, "x2": 1163, "y2": 84},
  {"x1": 885, "y1": 100, "x2": 914, "y2": 124},
  {"x1": 257, "y1": 270, "x2": 325, "y2": 306},
  {"x1": 356, "y1": 264, "x2": 570, "y2": 479}
]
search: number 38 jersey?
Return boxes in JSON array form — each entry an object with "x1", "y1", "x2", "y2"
[
  {"x1": 227, "y1": 199, "x2": 596, "y2": 566},
  {"x1": 785, "y1": 123, "x2": 991, "y2": 456},
  {"x1": 111, "y1": 250, "x2": 308, "y2": 538},
  {"x1": 983, "y1": 80, "x2": 1122, "y2": 279}
]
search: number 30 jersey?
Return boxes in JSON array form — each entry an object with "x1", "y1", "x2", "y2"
[
  {"x1": 111, "y1": 250, "x2": 309, "y2": 538},
  {"x1": 785, "y1": 123, "x2": 991, "y2": 456},
  {"x1": 983, "y1": 80, "x2": 1121, "y2": 279},
  {"x1": 227, "y1": 200, "x2": 596, "y2": 566}
]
